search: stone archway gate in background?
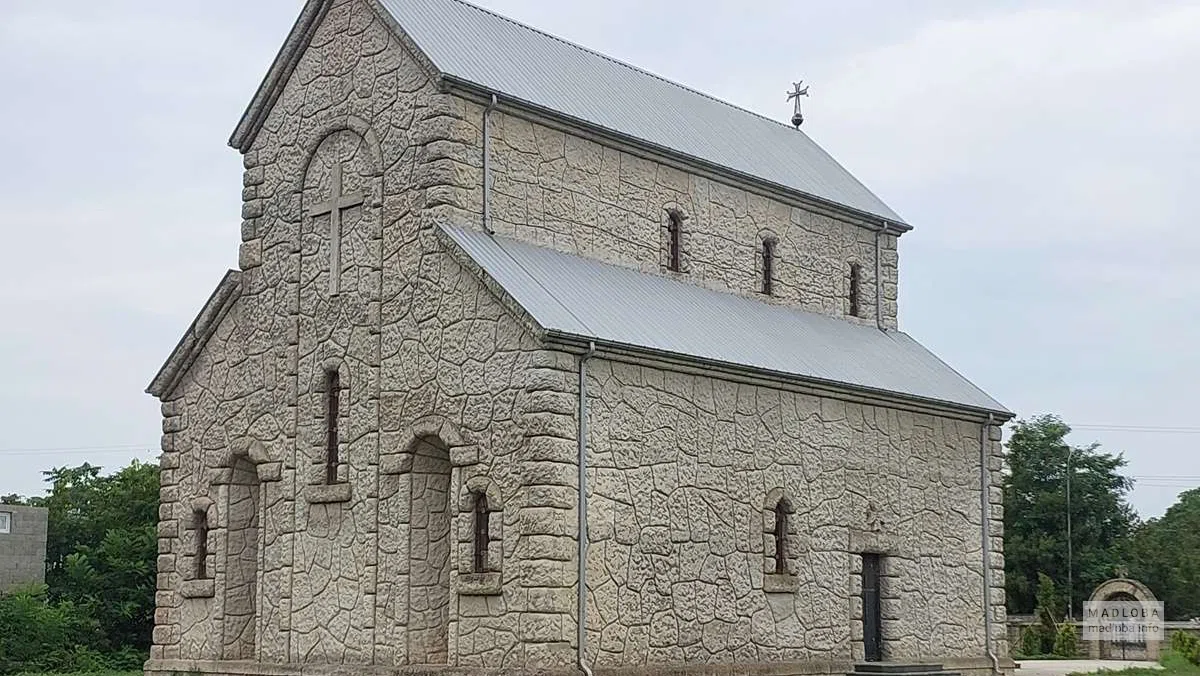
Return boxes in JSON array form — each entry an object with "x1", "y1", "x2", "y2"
[{"x1": 1080, "y1": 576, "x2": 1161, "y2": 662}]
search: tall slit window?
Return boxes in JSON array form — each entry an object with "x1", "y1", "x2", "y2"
[
  {"x1": 194, "y1": 509, "x2": 210, "y2": 580},
  {"x1": 773, "y1": 499, "x2": 789, "y2": 574},
  {"x1": 472, "y1": 491, "x2": 490, "y2": 573},
  {"x1": 667, "y1": 211, "x2": 683, "y2": 272},
  {"x1": 324, "y1": 368, "x2": 340, "y2": 484},
  {"x1": 849, "y1": 263, "x2": 862, "y2": 317},
  {"x1": 761, "y1": 239, "x2": 776, "y2": 295}
]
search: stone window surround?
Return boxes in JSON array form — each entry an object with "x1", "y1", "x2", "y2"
[
  {"x1": 762, "y1": 488, "x2": 800, "y2": 593},
  {"x1": 306, "y1": 357, "x2": 352, "y2": 504},
  {"x1": 456, "y1": 475, "x2": 503, "y2": 596},
  {"x1": 182, "y1": 497, "x2": 216, "y2": 599},
  {"x1": 756, "y1": 229, "x2": 780, "y2": 297},
  {"x1": 661, "y1": 203, "x2": 689, "y2": 274},
  {"x1": 848, "y1": 260, "x2": 863, "y2": 318},
  {"x1": 0, "y1": 511, "x2": 10, "y2": 534}
]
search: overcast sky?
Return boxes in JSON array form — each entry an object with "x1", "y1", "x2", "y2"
[{"x1": 0, "y1": 0, "x2": 1196, "y2": 517}]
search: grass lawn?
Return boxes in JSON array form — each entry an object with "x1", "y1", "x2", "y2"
[{"x1": 1069, "y1": 651, "x2": 1200, "y2": 676}]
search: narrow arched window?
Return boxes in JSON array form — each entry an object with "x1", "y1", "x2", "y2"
[
  {"x1": 324, "y1": 368, "x2": 340, "y2": 484},
  {"x1": 193, "y1": 509, "x2": 210, "y2": 580},
  {"x1": 849, "y1": 263, "x2": 862, "y2": 317},
  {"x1": 773, "y1": 499, "x2": 789, "y2": 574},
  {"x1": 472, "y1": 491, "x2": 490, "y2": 573},
  {"x1": 761, "y1": 239, "x2": 776, "y2": 295},
  {"x1": 667, "y1": 211, "x2": 683, "y2": 272}
]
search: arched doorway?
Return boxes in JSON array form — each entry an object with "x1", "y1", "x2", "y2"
[
  {"x1": 221, "y1": 455, "x2": 260, "y2": 660},
  {"x1": 407, "y1": 435, "x2": 451, "y2": 664},
  {"x1": 1084, "y1": 578, "x2": 1156, "y2": 657}
]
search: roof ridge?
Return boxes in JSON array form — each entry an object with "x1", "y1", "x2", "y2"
[{"x1": 441, "y1": 0, "x2": 799, "y2": 132}]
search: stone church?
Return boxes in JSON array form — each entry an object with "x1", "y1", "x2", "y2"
[{"x1": 145, "y1": 0, "x2": 1013, "y2": 674}]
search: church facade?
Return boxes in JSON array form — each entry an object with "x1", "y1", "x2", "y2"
[{"x1": 145, "y1": 0, "x2": 1013, "y2": 674}]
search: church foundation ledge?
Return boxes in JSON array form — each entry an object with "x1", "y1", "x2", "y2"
[{"x1": 143, "y1": 657, "x2": 1011, "y2": 676}]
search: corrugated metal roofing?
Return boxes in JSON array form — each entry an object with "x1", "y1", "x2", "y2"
[
  {"x1": 442, "y1": 224, "x2": 1007, "y2": 414},
  {"x1": 378, "y1": 0, "x2": 906, "y2": 225}
]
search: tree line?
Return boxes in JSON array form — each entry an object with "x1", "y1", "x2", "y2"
[
  {"x1": 0, "y1": 462, "x2": 157, "y2": 674},
  {"x1": 1004, "y1": 414, "x2": 1200, "y2": 656}
]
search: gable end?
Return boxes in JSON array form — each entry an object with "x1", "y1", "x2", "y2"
[
  {"x1": 147, "y1": 270, "x2": 242, "y2": 399},
  {"x1": 229, "y1": 0, "x2": 444, "y2": 153}
]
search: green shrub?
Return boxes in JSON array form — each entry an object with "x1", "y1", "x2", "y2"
[
  {"x1": 1172, "y1": 631, "x2": 1200, "y2": 666},
  {"x1": 1053, "y1": 622, "x2": 1078, "y2": 658},
  {"x1": 0, "y1": 584, "x2": 146, "y2": 675},
  {"x1": 1021, "y1": 624, "x2": 1051, "y2": 657}
]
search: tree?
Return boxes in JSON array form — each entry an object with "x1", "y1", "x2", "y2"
[
  {"x1": 1129, "y1": 488, "x2": 1200, "y2": 620},
  {"x1": 1003, "y1": 415, "x2": 1137, "y2": 616},
  {"x1": 39, "y1": 461, "x2": 160, "y2": 651},
  {"x1": 0, "y1": 460, "x2": 159, "y2": 671}
]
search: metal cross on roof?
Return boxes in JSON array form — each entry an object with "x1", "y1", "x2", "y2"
[{"x1": 787, "y1": 81, "x2": 809, "y2": 129}]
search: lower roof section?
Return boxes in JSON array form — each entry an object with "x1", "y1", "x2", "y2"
[{"x1": 440, "y1": 224, "x2": 1010, "y2": 417}]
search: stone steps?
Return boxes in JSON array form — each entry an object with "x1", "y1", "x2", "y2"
[{"x1": 849, "y1": 663, "x2": 962, "y2": 676}]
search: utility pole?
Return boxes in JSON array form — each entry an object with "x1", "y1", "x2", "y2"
[{"x1": 1066, "y1": 446, "x2": 1075, "y2": 621}]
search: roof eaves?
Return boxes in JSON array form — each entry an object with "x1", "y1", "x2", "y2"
[
  {"x1": 442, "y1": 76, "x2": 912, "y2": 232},
  {"x1": 146, "y1": 270, "x2": 242, "y2": 400},
  {"x1": 546, "y1": 329, "x2": 1013, "y2": 422}
]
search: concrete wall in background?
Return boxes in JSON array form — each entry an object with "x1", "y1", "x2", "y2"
[{"x1": 0, "y1": 504, "x2": 48, "y2": 591}]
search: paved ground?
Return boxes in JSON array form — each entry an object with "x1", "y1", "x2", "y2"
[{"x1": 1017, "y1": 659, "x2": 1162, "y2": 676}]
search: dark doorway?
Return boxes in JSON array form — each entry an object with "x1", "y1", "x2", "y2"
[{"x1": 862, "y1": 553, "x2": 883, "y2": 662}]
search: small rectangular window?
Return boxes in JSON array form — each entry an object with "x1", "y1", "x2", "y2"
[
  {"x1": 325, "y1": 369, "x2": 340, "y2": 484},
  {"x1": 0, "y1": 511, "x2": 11, "y2": 534},
  {"x1": 472, "y1": 492, "x2": 490, "y2": 573},
  {"x1": 762, "y1": 240, "x2": 775, "y2": 295},
  {"x1": 849, "y1": 263, "x2": 862, "y2": 317},
  {"x1": 194, "y1": 510, "x2": 210, "y2": 580},
  {"x1": 667, "y1": 212, "x2": 683, "y2": 272}
]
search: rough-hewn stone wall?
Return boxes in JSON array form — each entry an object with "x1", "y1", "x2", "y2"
[
  {"x1": 452, "y1": 106, "x2": 900, "y2": 329},
  {"x1": 578, "y1": 356, "x2": 1006, "y2": 667},
  {"x1": 152, "y1": 0, "x2": 578, "y2": 669}
]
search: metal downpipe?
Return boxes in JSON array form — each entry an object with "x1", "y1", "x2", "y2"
[
  {"x1": 483, "y1": 93, "x2": 497, "y2": 234},
  {"x1": 981, "y1": 413, "x2": 1000, "y2": 675},
  {"x1": 577, "y1": 341, "x2": 596, "y2": 676}
]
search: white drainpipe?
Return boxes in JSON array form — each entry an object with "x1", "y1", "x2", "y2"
[{"x1": 577, "y1": 341, "x2": 596, "y2": 676}]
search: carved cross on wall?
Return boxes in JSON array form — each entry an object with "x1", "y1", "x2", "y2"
[{"x1": 308, "y1": 163, "x2": 365, "y2": 296}]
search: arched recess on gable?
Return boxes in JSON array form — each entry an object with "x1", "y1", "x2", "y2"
[
  {"x1": 297, "y1": 117, "x2": 385, "y2": 301},
  {"x1": 295, "y1": 115, "x2": 384, "y2": 192}
]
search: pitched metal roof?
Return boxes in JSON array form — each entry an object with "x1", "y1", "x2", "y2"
[
  {"x1": 441, "y1": 224, "x2": 1007, "y2": 415},
  {"x1": 378, "y1": 0, "x2": 906, "y2": 226}
]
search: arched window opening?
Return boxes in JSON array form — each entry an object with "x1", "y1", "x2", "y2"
[
  {"x1": 761, "y1": 239, "x2": 776, "y2": 295},
  {"x1": 773, "y1": 499, "x2": 789, "y2": 575},
  {"x1": 667, "y1": 211, "x2": 683, "y2": 272},
  {"x1": 472, "y1": 491, "x2": 490, "y2": 573},
  {"x1": 324, "y1": 368, "x2": 340, "y2": 484},
  {"x1": 193, "y1": 508, "x2": 210, "y2": 580},
  {"x1": 849, "y1": 263, "x2": 862, "y2": 317}
]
